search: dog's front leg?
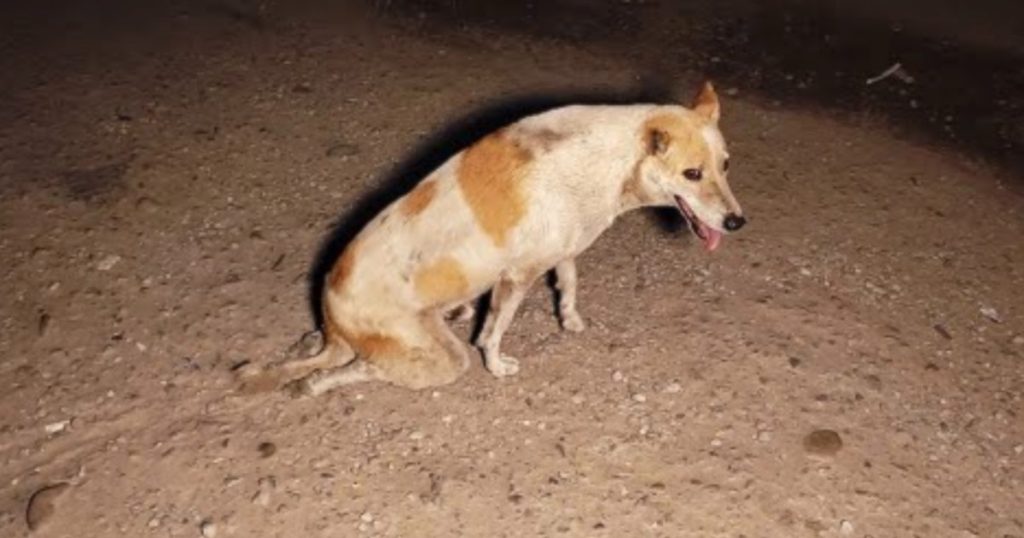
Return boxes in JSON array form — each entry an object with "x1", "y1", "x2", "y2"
[
  {"x1": 476, "y1": 275, "x2": 535, "y2": 377},
  {"x1": 554, "y1": 259, "x2": 585, "y2": 333}
]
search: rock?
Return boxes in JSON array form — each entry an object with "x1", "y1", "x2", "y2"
[
  {"x1": 631, "y1": 393, "x2": 647, "y2": 403},
  {"x1": 25, "y1": 482, "x2": 70, "y2": 531},
  {"x1": 803, "y1": 429, "x2": 843, "y2": 456},
  {"x1": 408, "y1": 430, "x2": 425, "y2": 441},
  {"x1": 136, "y1": 197, "x2": 159, "y2": 213},
  {"x1": 839, "y1": 519, "x2": 854, "y2": 535},
  {"x1": 251, "y1": 476, "x2": 276, "y2": 507},
  {"x1": 663, "y1": 382, "x2": 682, "y2": 394},
  {"x1": 360, "y1": 512, "x2": 374, "y2": 523},
  {"x1": 200, "y1": 519, "x2": 217, "y2": 538},
  {"x1": 611, "y1": 370, "x2": 624, "y2": 382},
  {"x1": 37, "y1": 312, "x2": 50, "y2": 336},
  {"x1": 96, "y1": 254, "x2": 121, "y2": 271},
  {"x1": 44, "y1": 419, "x2": 71, "y2": 435},
  {"x1": 979, "y1": 306, "x2": 1001, "y2": 323}
]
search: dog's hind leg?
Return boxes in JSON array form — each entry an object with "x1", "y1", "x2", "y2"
[
  {"x1": 295, "y1": 311, "x2": 471, "y2": 395},
  {"x1": 370, "y1": 311, "x2": 471, "y2": 389},
  {"x1": 279, "y1": 334, "x2": 355, "y2": 377},
  {"x1": 292, "y1": 358, "x2": 374, "y2": 397},
  {"x1": 237, "y1": 338, "x2": 355, "y2": 394},
  {"x1": 554, "y1": 259, "x2": 585, "y2": 333}
]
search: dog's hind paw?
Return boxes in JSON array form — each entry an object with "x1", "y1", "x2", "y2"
[
  {"x1": 288, "y1": 329, "x2": 325, "y2": 358},
  {"x1": 446, "y1": 303, "x2": 476, "y2": 322},
  {"x1": 284, "y1": 376, "x2": 319, "y2": 398},
  {"x1": 486, "y1": 354, "x2": 520, "y2": 378}
]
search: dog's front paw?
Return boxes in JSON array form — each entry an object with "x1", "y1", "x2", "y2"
[
  {"x1": 560, "y1": 312, "x2": 585, "y2": 333},
  {"x1": 486, "y1": 354, "x2": 520, "y2": 378}
]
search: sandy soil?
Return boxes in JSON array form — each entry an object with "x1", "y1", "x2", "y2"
[{"x1": 1, "y1": 1, "x2": 1022, "y2": 537}]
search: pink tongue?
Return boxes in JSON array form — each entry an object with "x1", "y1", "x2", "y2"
[{"x1": 701, "y1": 225, "x2": 723, "y2": 252}]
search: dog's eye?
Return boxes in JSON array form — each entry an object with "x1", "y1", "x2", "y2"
[
  {"x1": 683, "y1": 168, "x2": 702, "y2": 181},
  {"x1": 723, "y1": 158, "x2": 730, "y2": 172}
]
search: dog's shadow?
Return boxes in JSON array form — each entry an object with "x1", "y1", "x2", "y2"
[{"x1": 306, "y1": 84, "x2": 686, "y2": 334}]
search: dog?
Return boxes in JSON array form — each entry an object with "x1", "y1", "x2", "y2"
[{"x1": 245, "y1": 81, "x2": 745, "y2": 396}]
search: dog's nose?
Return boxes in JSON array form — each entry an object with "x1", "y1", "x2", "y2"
[{"x1": 723, "y1": 213, "x2": 746, "y2": 232}]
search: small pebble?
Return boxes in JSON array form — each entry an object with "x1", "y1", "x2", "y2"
[
  {"x1": 97, "y1": 254, "x2": 121, "y2": 271},
  {"x1": 148, "y1": 516, "x2": 161, "y2": 528},
  {"x1": 1012, "y1": 335, "x2": 1024, "y2": 346},
  {"x1": 612, "y1": 370, "x2": 624, "y2": 382},
  {"x1": 839, "y1": 519, "x2": 854, "y2": 535},
  {"x1": 408, "y1": 430, "x2": 425, "y2": 441},
  {"x1": 979, "y1": 306, "x2": 1001, "y2": 323},
  {"x1": 570, "y1": 394, "x2": 585, "y2": 405},
  {"x1": 44, "y1": 420, "x2": 71, "y2": 434},
  {"x1": 803, "y1": 429, "x2": 843, "y2": 456},
  {"x1": 360, "y1": 512, "x2": 374, "y2": 523},
  {"x1": 25, "y1": 483, "x2": 70, "y2": 531},
  {"x1": 631, "y1": 393, "x2": 647, "y2": 403},
  {"x1": 252, "y1": 476, "x2": 276, "y2": 507},
  {"x1": 663, "y1": 382, "x2": 682, "y2": 394},
  {"x1": 200, "y1": 520, "x2": 217, "y2": 538}
]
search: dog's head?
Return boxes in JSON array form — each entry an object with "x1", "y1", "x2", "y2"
[{"x1": 639, "y1": 82, "x2": 745, "y2": 251}]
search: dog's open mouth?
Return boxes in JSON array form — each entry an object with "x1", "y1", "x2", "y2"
[{"x1": 674, "y1": 195, "x2": 722, "y2": 252}]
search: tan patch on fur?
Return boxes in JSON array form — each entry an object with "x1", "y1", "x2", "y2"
[
  {"x1": 401, "y1": 180, "x2": 437, "y2": 216},
  {"x1": 415, "y1": 256, "x2": 469, "y2": 305},
  {"x1": 692, "y1": 81, "x2": 720, "y2": 121},
  {"x1": 328, "y1": 237, "x2": 361, "y2": 289},
  {"x1": 457, "y1": 132, "x2": 531, "y2": 247},
  {"x1": 642, "y1": 113, "x2": 710, "y2": 170},
  {"x1": 350, "y1": 332, "x2": 404, "y2": 356}
]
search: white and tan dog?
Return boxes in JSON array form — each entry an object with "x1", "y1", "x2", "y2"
[{"x1": 255, "y1": 82, "x2": 745, "y2": 396}]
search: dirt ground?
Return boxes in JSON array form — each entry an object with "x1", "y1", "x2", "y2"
[{"x1": 1, "y1": 1, "x2": 1023, "y2": 537}]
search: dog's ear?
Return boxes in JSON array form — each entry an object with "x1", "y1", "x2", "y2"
[
  {"x1": 647, "y1": 128, "x2": 670, "y2": 155},
  {"x1": 692, "y1": 80, "x2": 720, "y2": 122}
]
